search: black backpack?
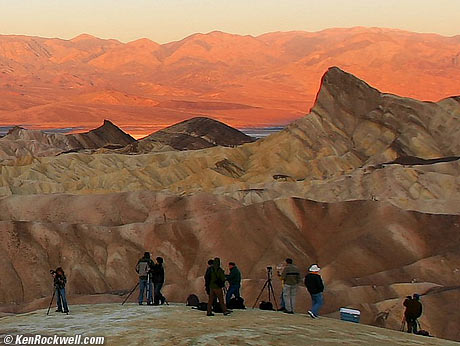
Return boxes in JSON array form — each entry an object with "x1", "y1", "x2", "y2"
[
  {"x1": 186, "y1": 294, "x2": 200, "y2": 307},
  {"x1": 213, "y1": 299, "x2": 224, "y2": 313},
  {"x1": 259, "y1": 301, "x2": 274, "y2": 310},
  {"x1": 227, "y1": 297, "x2": 246, "y2": 309},
  {"x1": 416, "y1": 330, "x2": 431, "y2": 337},
  {"x1": 193, "y1": 302, "x2": 208, "y2": 311}
]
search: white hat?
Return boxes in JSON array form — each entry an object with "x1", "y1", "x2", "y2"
[{"x1": 309, "y1": 264, "x2": 321, "y2": 272}]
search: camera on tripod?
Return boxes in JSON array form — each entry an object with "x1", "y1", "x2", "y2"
[
  {"x1": 266, "y1": 266, "x2": 273, "y2": 277},
  {"x1": 252, "y1": 266, "x2": 278, "y2": 309}
]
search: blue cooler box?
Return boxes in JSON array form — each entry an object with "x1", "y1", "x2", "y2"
[{"x1": 340, "y1": 308, "x2": 361, "y2": 323}]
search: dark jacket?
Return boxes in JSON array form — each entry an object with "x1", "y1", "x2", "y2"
[
  {"x1": 207, "y1": 258, "x2": 226, "y2": 290},
  {"x1": 204, "y1": 266, "x2": 213, "y2": 294},
  {"x1": 404, "y1": 298, "x2": 422, "y2": 319},
  {"x1": 151, "y1": 263, "x2": 165, "y2": 284},
  {"x1": 54, "y1": 274, "x2": 67, "y2": 290},
  {"x1": 226, "y1": 266, "x2": 242, "y2": 287},
  {"x1": 305, "y1": 273, "x2": 324, "y2": 295}
]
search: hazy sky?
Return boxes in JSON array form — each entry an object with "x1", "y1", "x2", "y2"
[{"x1": 1, "y1": 0, "x2": 459, "y2": 43}]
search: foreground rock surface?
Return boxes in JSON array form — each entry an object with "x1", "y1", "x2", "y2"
[{"x1": 0, "y1": 304, "x2": 455, "y2": 346}]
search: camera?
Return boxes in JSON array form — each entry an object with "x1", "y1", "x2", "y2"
[
  {"x1": 50, "y1": 270, "x2": 56, "y2": 275},
  {"x1": 266, "y1": 266, "x2": 272, "y2": 271}
]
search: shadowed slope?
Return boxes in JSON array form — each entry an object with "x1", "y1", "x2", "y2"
[{"x1": 141, "y1": 117, "x2": 255, "y2": 150}]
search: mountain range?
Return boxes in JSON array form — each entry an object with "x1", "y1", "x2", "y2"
[
  {"x1": 1, "y1": 27, "x2": 460, "y2": 137},
  {"x1": 0, "y1": 67, "x2": 459, "y2": 342}
]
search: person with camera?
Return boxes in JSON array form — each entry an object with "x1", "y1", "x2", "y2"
[
  {"x1": 225, "y1": 262, "x2": 241, "y2": 304},
  {"x1": 280, "y1": 258, "x2": 301, "y2": 314},
  {"x1": 205, "y1": 257, "x2": 232, "y2": 316},
  {"x1": 136, "y1": 252, "x2": 154, "y2": 305},
  {"x1": 403, "y1": 294, "x2": 423, "y2": 333},
  {"x1": 52, "y1": 267, "x2": 69, "y2": 313},
  {"x1": 151, "y1": 257, "x2": 166, "y2": 305}
]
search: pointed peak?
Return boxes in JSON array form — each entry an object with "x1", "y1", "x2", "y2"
[
  {"x1": 6, "y1": 125, "x2": 26, "y2": 136},
  {"x1": 101, "y1": 119, "x2": 117, "y2": 128},
  {"x1": 309, "y1": 66, "x2": 382, "y2": 115}
]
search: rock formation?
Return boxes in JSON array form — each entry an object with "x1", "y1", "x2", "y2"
[
  {"x1": 0, "y1": 68, "x2": 459, "y2": 342},
  {"x1": 0, "y1": 120, "x2": 135, "y2": 160},
  {"x1": 140, "y1": 117, "x2": 255, "y2": 150}
]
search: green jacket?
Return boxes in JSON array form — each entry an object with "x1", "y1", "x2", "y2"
[
  {"x1": 281, "y1": 263, "x2": 301, "y2": 286},
  {"x1": 208, "y1": 259, "x2": 226, "y2": 290},
  {"x1": 226, "y1": 266, "x2": 242, "y2": 287}
]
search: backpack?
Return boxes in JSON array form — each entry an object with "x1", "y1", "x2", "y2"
[
  {"x1": 227, "y1": 297, "x2": 246, "y2": 309},
  {"x1": 193, "y1": 302, "x2": 208, "y2": 311},
  {"x1": 259, "y1": 301, "x2": 274, "y2": 310},
  {"x1": 186, "y1": 294, "x2": 200, "y2": 307},
  {"x1": 416, "y1": 330, "x2": 431, "y2": 337},
  {"x1": 213, "y1": 300, "x2": 223, "y2": 313},
  {"x1": 137, "y1": 261, "x2": 150, "y2": 277}
]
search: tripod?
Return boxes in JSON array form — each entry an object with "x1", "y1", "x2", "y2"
[
  {"x1": 252, "y1": 267, "x2": 278, "y2": 309},
  {"x1": 121, "y1": 282, "x2": 139, "y2": 305},
  {"x1": 46, "y1": 288, "x2": 56, "y2": 316}
]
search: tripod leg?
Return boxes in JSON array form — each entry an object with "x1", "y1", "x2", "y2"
[
  {"x1": 268, "y1": 281, "x2": 278, "y2": 310},
  {"x1": 252, "y1": 280, "x2": 269, "y2": 309},
  {"x1": 122, "y1": 282, "x2": 139, "y2": 305},
  {"x1": 46, "y1": 289, "x2": 56, "y2": 316}
]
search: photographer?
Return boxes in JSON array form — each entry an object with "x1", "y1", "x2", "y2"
[
  {"x1": 136, "y1": 252, "x2": 154, "y2": 305},
  {"x1": 280, "y1": 258, "x2": 301, "y2": 314},
  {"x1": 225, "y1": 262, "x2": 241, "y2": 304},
  {"x1": 152, "y1": 257, "x2": 166, "y2": 305},
  {"x1": 205, "y1": 258, "x2": 232, "y2": 316},
  {"x1": 52, "y1": 267, "x2": 69, "y2": 313}
]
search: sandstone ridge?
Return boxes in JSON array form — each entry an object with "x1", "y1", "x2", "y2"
[{"x1": 0, "y1": 68, "x2": 459, "y2": 342}]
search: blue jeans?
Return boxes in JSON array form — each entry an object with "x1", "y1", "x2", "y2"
[
  {"x1": 153, "y1": 282, "x2": 165, "y2": 304},
  {"x1": 138, "y1": 278, "x2": 153, "y2": 304},
  {"x1": 311, "y1": 292, "x2": 324, "y2": 316},
  {"x1": 226, "y1": 285, "x2": 240, "y2": 303},
  {"x1": 56, "y1": 288, "x2": 69, "y2": 312}
]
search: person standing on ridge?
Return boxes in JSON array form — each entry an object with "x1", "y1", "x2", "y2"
[
  {"x1": 152, "y1": 257, "x2": 166, "y2": 305},
  {"x1": 53, "y1": 267, "x2": 69, "y2": 314},
  {"x1": 136, "y1": 252, "x2": 154, "y2": 305},
  {"x1": 206, "y1": 258, "x2": 232, "y2": 316},
  {"x1": 204, "y1": 259, "x2": 214, "y2": 297},
  {"x1": 225, "y1": 262, "x2": 242, "y2": 304},
  {"x1": 305, "y1": 264, "x2": 324, "y2": 318},
  {"x1": 280, "y1": 258, "x2": 301, "y2": 314},
  {"x1": 403, "y1": 294, "x2": 423, "y2": 333}
]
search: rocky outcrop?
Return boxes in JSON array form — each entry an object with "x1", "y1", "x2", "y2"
[
  {"x1": 141, "y1": 117, "x2": 255, "y2": 150},
  {"x1": 0, "y1": 192, "x2": 459, "y2": 341},
  {"x1": 1, "y1": 304, "x2": 456, "y2": 345},
  {"x1": 0, "y1": 68, "x2": 459, "y2": 341},
  {"x1": 0, "y1": 120, "x2": 135, "y2": 160}
]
